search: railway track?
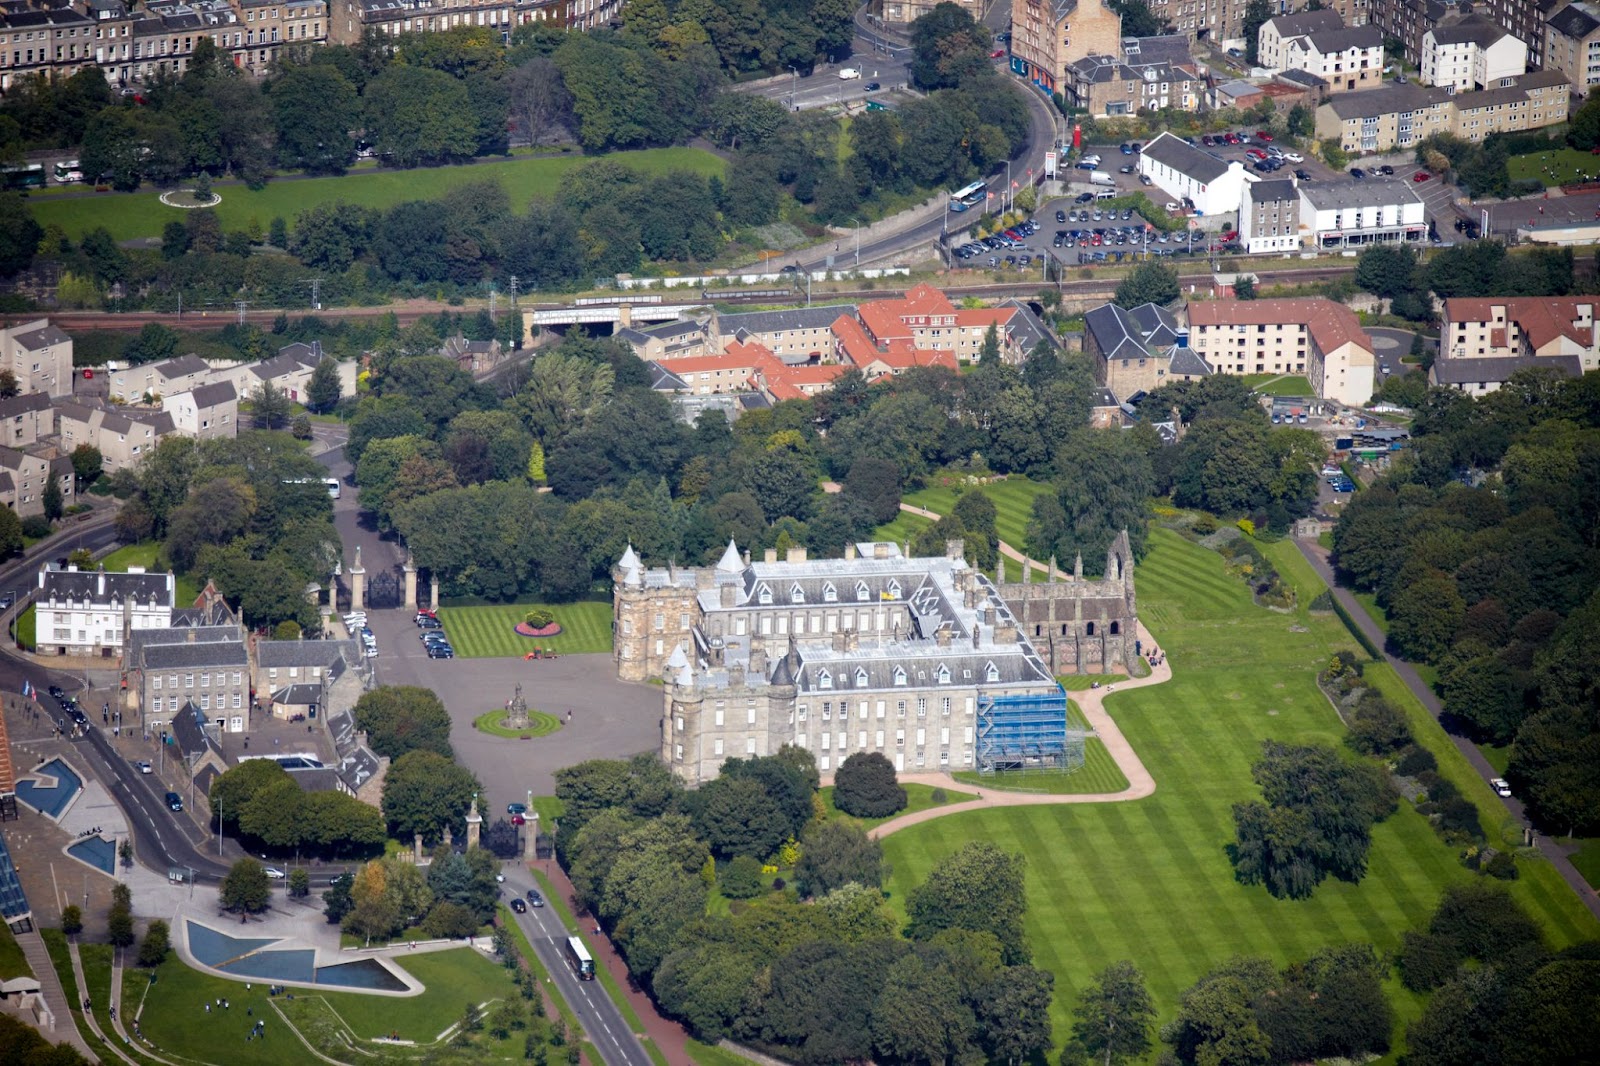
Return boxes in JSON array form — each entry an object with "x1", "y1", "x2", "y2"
[{"x1": 29, "y1": 264, "x2": 1357, "y2": 333}]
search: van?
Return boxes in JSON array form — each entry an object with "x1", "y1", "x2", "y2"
[
  {"x1": 1095, "y1": 189, "x2": 1117, "y2": 200},
  {"x1": 838, "y1": 68, "x2": 860, "y2": 79},
  {"x1": 1090, "y1": 171, "x2": 1114, "y2": 186}
]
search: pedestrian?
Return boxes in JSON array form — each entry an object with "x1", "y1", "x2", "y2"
[{"x1": 205, "y1": 1004, "x2": 211, "y2": 1013}]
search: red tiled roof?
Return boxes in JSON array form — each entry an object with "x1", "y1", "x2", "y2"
[
  {"x1": 1443, "y1": 297, "x2": 1595, "y2": 352},
  {"x1": 1186, "y1": 297, "x2": 1371, "y2": 354}
]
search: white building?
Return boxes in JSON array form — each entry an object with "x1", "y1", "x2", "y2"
[
  {"x1": 1269, "y1": 18, "x2": 1384, "y2": 93},
  {"x1": 1258, "y1": 8, "x2": 1345, "y2": 72},
  {"x1": 1137, "y1": 132, "x2": 1257, "y2": 219},
  {"x1": 0, "y1": 320, "x2": 74, "y2": 399},
  {"x1": 161, "y1": 381, "x2": 238, "y2": 440},
  {"x1": 1298, "y1": 180, "x2": 1428, "y2": 250},
  {"x1": 1240, "y1": 179, "x2": 1302, "y2": 254},
  {"x1": 34, "y1": 566, "x2": 175, "y2": 658},
  {"x1": 1421, "y1": 15, "x2": 1527, "y2": 92}
]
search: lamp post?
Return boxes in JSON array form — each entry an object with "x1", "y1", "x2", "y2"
[
  {"x1": 789, "y1": 65, "x2": 800, "y2": 111},
  {"x1": 1005, "y1": 160, "x2": 1012, "y2": 214},
  {"x1": 851, "y1": 219, "x2": 861, "y2": 268}
]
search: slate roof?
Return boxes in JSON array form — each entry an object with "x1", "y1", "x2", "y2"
[
  {"x1": 149, "y1": 354, "x2": 210, "y2": 381},
  {"x1": 999, "y1": 299, "x2": 1058, "y2": 353},
  {"x1": 0, "y1": 393, "x2": 50, "y2": 419},
  {"x1": 1126, "y1": 303, "x2": 1182, "y2": 346},
  {"x1": 1547, "y1": 0, "x2": 1600, "y2": 37},
  {"x1": 1265, "y1": 8, "x2": 1346, "y2": 36},
  {"x1": 257, "y1": 639, "x2": 359, "y2": 668},
  {"x1": 1428, "y1": 14, "x2": 1508, "y2": 44},
  {"x1": 128, "y1": 625, "x2": 241, "y2": 661},
  {"x1": 1120, "y1": 34, "x2": 1192, "y2": 64},
  {"x1": 1304, "y1": 25, "x2": 1383, "y2": 51},
  {"x1": 1141, "y1": 132, "x2": 1229, "y2": 183},
  {"x1": 1300, "y1": 179, "x2": 1424, "y2": 210},
  {"x1": 286, "y1": 766, "x2": 342, "y2": 792},
  {"x1": 648, "y1": 363, "x2": 690, "y2": 391},
  {"x1": 1277, "y1": 68, "x2": 1330, "y2": 89},
  {"x1": 1085, "y1": 304, "x2": 1160, "y2": 361},
  {"x1": 1250, "y1": 179, "x2": 1299, "y2": 204},
  {"x1": 1323, "y1": 83, "x2": 1449, "y2": 119},
  {"x1": 1430, "y1": 354, "x2": 1583, "y2": 384},
  {"x1": 270, "y1": 683, "x2": 323, "y2": 706},
  {"x1": 187, "y1": 381, "x2": 236, "y2": 407},
  {"x1": 142, "y1": 641, "x2": 249, "y2": 670},
  {"x1": 170, "y1": 700, "x2": 224, "y2": 761},
  {"x1": 715, "y1": 306, "x2": 856, "y2": 336},
  {"x1": 6, "y1": 324, "x2": 70, "y2": 350},
  {"x1": 1169, "y1": 348, "x2": 1214, "y2": 376},
  {"x1": 324, "y1": 707, "x2": 383, "y2": 793},
  {"x1": 39, "y1": 567, "x2": 173, "y2": 607}
]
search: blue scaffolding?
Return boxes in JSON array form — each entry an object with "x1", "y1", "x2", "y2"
[{"x1": 976, "y1": 687, "x2": 1087, "y2": 775}]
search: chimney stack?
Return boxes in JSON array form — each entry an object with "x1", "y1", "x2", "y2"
[
  {"x1": 764, "y1": 548, "x2": 778, "y2": 564},
  {"x1": 935, "y1": 626, "x2": 952, "y2": 647},
  {"x1": 786, "y1": 546, "x2": 807, "y2": 564},
  {"x1": 874, "y1": 543, "x2": 889, "y2": 559},
  {"x1": 946, "y1": 539, "x2": 964, "y2": 561},
  {"x1": 845, "y1": 544, "x2": 857, "y2": 560}
]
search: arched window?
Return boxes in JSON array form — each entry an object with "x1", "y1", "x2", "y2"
[
  {"x1": 1087, "y1": 621, "x2": 1096, "y2": 636},
  {"x1": 1061, "y1": 623, "x2": 1068, "y2": 636},
  {"x1": 1110, "y1": 620, "x2": 1120, "y2": 635},
  {"x1": 1034, "y1": 624, "x2": 1041, "y2": 637}
]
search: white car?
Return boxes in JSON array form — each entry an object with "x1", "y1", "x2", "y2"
[
  {"x1": 1283, "y1": 152, "x2": 1304, "y2": 163},
  {"x1": 264, "y1": 867, "x2": 285, "y2": 879},
  {"x1": 1490, "y1": 777, "x2": 1512, "y2": 798},
  {"x1": 1165, "y1": 202, "x2": 1181, "y2": 212},
  {"x1": 838, "y1": 68, "x2": 860, "y2": 79},
  {"x1": 135, "y1": 760, "x2": 152, "y2": 774}
]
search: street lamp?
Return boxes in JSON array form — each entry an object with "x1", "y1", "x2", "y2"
[
  {"x1": 850, "y1": 219, "x2": 861, "y2": 268},
  {"x1": 789, "y1": 66, "x2": 800, "y2": 111}
]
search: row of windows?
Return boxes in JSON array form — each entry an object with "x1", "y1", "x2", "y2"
[
  {"x1": 153, "y1": 692, "x2": 242, "y2": 711},
  {"x1": 153, "y1": 671, "x2": 244, "y2": 689},
  {"x1": 817, "y1": 662, "x2": 999, "y2": 688},
  {"x1": 796, "y1": 725, "x2": 971, "y2": 748}
]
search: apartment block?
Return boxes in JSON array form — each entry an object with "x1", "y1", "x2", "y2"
[
  {"x1": 1431, "y1": 297, "x2": 1600, "y2": 395},
  {"x1": 1420, "y1": 14, "x2": 1527, "y2": 91},
  {"x1": 1009, "y1": 0, "x2": 1123, "y2": 95},
  {"x1": 0, "y1": 320, "x2": 73, "y2": 400},
  {"x1": 1545, "y1": 0, "x2": 1600, "y2": 95},
  {"x1": 1241, "y1": 178, "x2": 1301, "y2": 254},
  {"x1": 1186, "y1": 297, "x2": 1376, "y2": 405}
]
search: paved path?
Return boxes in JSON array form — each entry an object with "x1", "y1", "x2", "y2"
[
  {"x1": 1295, "y1": 538, "x2": 1600, "y2": 924},
  {"x1": 898, "y1": 501, "x2": 1053, "y2": 578},
  {"x1": 67, "y1": 939, "x2": 149, "y2": 1066},
  {"x1": 867, "y1": 622, "x2": 1169, "y2": 840},
  {"x1": 15, "y1": 929, "x2": 90, "y2": 1057}
]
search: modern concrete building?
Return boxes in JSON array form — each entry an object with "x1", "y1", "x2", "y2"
[
  {"x1": 1283, "y1": 24, "x2": 1386, "y2": 92},
  {"x1": 1138, "y1": 132, "x2": 1256, "y2": 218},
  {"x1": 1186, "y1": 297, "x2": 1377, "y2": 404},
  {"x1": 1316, "y1": 81, "x2": 1454, "y2": 151},
  {"x1": 0, "y1": 393, "x2": 55, "y2": 450},
  {"x1": 0, "y1": 320, "x2": 73, "y2": 399},
  {"x1": 1298, "y1": 179, "x2": 1428, "y2": 249}
]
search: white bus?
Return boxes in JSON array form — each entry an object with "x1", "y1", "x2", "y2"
[
  {"x1": 949, "y1": 180, "x2": 988, "y2": 212},
  {"x1": 53, "y1": 160, "x2": 83, "y2": 183},
  {"x1": 564, "y1": 936, "x2": 595, "y2": 980}
]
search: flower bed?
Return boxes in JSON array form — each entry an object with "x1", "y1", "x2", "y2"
[{"x1": 513, "y1": 622, "x2": 562, "y2": 638}]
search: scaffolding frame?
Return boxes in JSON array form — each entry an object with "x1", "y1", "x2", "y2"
[{"x1": 975, "y1": 687, "x2": 1089, "y2": 776}]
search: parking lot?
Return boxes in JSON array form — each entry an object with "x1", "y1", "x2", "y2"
[{"x1": 947, "y1": 195, "x2": 1213, "y2": 269}]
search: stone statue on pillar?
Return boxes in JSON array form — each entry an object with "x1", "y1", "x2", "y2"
[
  {"x1": 505, "y1": 684, "x2": 530, "y2": 731},
  {"x1": 465, "y1": 794, "x2": 482, "y2": 850}
]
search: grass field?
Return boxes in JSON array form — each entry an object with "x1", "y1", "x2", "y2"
[
  {"x1": 1572, "y1": 840, "x2": 1600, "y2": 890},
  {"x1": 437, "y1": 601, "x2": 613, "y2": 658},
  {"x1": 951, "y1": 736, "x2": 1129, "y2": 795},
  {"x1": 1057, "y1": 673, "x2": 1128, "y2": 690},
  {"x1": 99, "y1": 541, "x2": 202, "y2": 603},
  {"x1": 1508, "y1": 147, "x2": 1597, "y2": 187},
  {"x1": 902, "y1": 477, "x2": 1052, "y2": 557},
  {"x1": 0, "y1": 924, "x2": 29, "y2": 981},
  {"x1": 880, "y1": 528, "x2": 1599, "y2": 1055},
  {"x1": 688, "y1": 1039, "x2": 763, "y2": 1066},
  {"x1": 28, "y1": 148, "x2": 726, "y2": 242},
  {"x1": 870, "y1": 510, "x2": 930, "y2": 547},
  {"x1": 473, "y1": 708, "x2": 563, "y2": 739},
  {"x1": 819, "y1": 782, "x2": 975, "y2": 830}
]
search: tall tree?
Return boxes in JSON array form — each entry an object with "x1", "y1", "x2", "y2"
[
  {"x1": 221, "y1": 858, "x2": 273, "y2": 913},
  {"x1": 906, "y1": 841, "x2": 1030, "y2": 964},
  {"x1": 1067, "y1": 961, "x2": 1157, "y2": 1066}
]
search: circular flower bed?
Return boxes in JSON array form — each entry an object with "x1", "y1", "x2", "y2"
[
  {"x1": 514, "y1": 622, "x2": 562, "y2": 637},
  {"x1": 472, "y1": 708, "x2": 562, "y2": 739},
  {"x1": 159, "y1": 189, "x2": 221, "y2": 209}
]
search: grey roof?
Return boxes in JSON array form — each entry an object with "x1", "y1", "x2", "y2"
[
  {"x1": 999, "y1": 299, "x2": 1058, "y2": 353},
  {"x1": 1120, "y1": 34, "x2": 1192, "y2": 64},
  {"x1": 187, "y1": 381, "x2": 236, "y2": 407},
  {"x1": 250, "y1": 351, "x2": 313, "y2": 382},
  {"x1": 1250, "y1": 179, "x2": 1299, "y2": 204},
  {"x1": 1430, "y1": 354, "x2": 1583, "y2": 384},
  {"x1": 257, "y1": 639, "x2": 359, "y2": 668},
  {"x1": 277, "y1": 341, "x2": 324, "y2": 364},
  {"x1": 0, "y1": 393, "x2": 50, "y2": 419},
  {"x1": 1214, "y1": 78, "x2": 1261, "y2": 101},
  {"x1": 1277, "y1": 68, "x2": 1329, "y2": 89},
  {"x1": 715, "y1": 305, "x2": 855, "y2": 336},
  {"x1": 7, "y1": 324, "x2": 70, "y2": 350},
  {"x1": 170, "y1": 701, "x2": 224, "y2": 761},
  {"x1": 149, "y1": 354, "x2": 210, "y2": 380},
  {"x1": 1169, "y1": 348, "x2": 1214, "y2": 376},
  {"x1": 128, "y1": 625, "x2": 241, "y2": 660},
  {"x1": 1305, "y1": 25, "x2": 1383, "y2": 51},
  {"x1": 648, "y1": 363, "x2": 690, "y2": 391},
  {"x1": 1265, "y1": 8, "x2": 1346, "y2": 36},
  {"x1": 286, "y1": 766, "x2": 342, "y2": 792},
  {"x1": 1300, "y1": 179, "x2": 1424, "y2": 210},
  {"x1": 270, "y1": 683, "x2": 323, "y2": 706},
  {"x1": 1094, "y1": 387, "x2": 1120, "y2": 407},
  {"x1": 1085, "y1": 304, "x2": 1159, "y2": 362},
  {"x1": 635, "y1": 320, "x2": 703, "y2": 341},
  {"x1": 1070, "y1": 55, "x2": 1198, "y2": 85},
  {"x1": 1141, "y1": 133, "x2": 1229, "y2": 183},
  {"x1": 142, "y1": 641, "x2": 249, "y2": 670},
  {"x1": 1547, "y1": 1, "x2": 1600, "y2": 37},
  {"x1": 39, "y1": 567, "x2": 173, "y2": 607},
  {"x1": 1428, "y1": 13, "x2": 1508, "y2": 44},
  {"x1": 1127, "y1": 303, "x2": 1182, "y2": 347},
  {"x1": 1323, "y1": 82, "x2": 1448, "y2": 119},
  {"x1": 324, "y1": 708, "x2": 383, "y2": 792}
]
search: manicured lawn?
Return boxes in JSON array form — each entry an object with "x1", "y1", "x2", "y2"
[
  {"x1": 881, "y1": 528, "x2": 1599, "y2": 1054},
  {"x1": 951, "y1": 736, "x2": 1129, "y2": 795},
  {"x1": 12, "y1": 604, "x2": 34, "y2": 650},
  {"x1": 1057, "y1": 673, "x2": 1127, "y2": 690},
  {"x1": 870, "y1": 510, "x2": 930, "y2": 547},
  {"x1": 99, "y1": 541, "x2": 201, "y2": 603},
  {"x1": 902, "y1": 477, "x2": 1052, "y2": 556},
  {"x1": 688, "y1": 1039, "x2": 764, "y2": 1066},
  {"x1": 28, "y1": 148, "x2": 727, "y2": 241},
  {"x1": 1507, "y1": 146, "x2": 1599, "y2": 187},
  {"x1": 1571, "y1": 839, "x2": 1600, "y2": 890},
  {"x1": 0, "y1": 924, "x2": 29, "y2": 981},
  {"x1": 1243, "y1": 374, "x2": 1317, "y2": 397},
  {"x1": 473, "y1": 708, "x2": 563, "y2": 739},
  {"x1": 1480, "y1": 741, "x2": 1512, "y2": 776},
  {"x1": 819, "y1": 782, "x2": 976, "y2": 830},
  {"x1": 436, "y1": 601, "x2": 613, "y2": 658}
]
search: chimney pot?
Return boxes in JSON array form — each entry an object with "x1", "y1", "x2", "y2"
[
  {"x1": 764, "y1": 548, "x2": 778, "y2": 564},
  {"x1": 874, "y1": 543, "x2": 889, "y2": 559}
]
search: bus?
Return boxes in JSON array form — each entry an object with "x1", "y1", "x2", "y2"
[
  {"x1": 564, "y1": 936, "x2": 595, "y2": 980},
  {"x1": 1, "y1": 164, "x2": 45, "y2": 190},
  {"x1": 53, "y1": 161, "x2": 82, "y2": 183},
  {"x1": 948, "y1": 180, "x2": 988, "y2": 212}
]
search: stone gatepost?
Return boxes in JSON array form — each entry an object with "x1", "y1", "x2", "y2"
[
  {"x1": 403, "y1": 551, "x2": 417, "y2": 611},
  {"x1": 414, "y1": 832, "x2": 424, "y2": 862},
  {"x1": 430, "y1": 577, "x2": 440, "y2": 612},
  {"x1": 524, "y1": 812, "x2": 539, "y2": 861},
  {"x1": 349, "y1": 546, "x2": 366, "y2": 612}
]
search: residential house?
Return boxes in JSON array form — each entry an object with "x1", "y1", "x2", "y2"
[
  {"x1": 1546, "y1": 0, "x2": 1600, "y2": 94},
  {"x1": 751, "y1": 357, "x2": 853, "y2": 402},
  {"x1": 0, "y1": 320, "x2": 73, "y2": 399},
  {"x1": 854, "y1": 284, "x2": 1024, "y2": 365},
  {"x1": 323, "y1": 707, "x2": 389, "y2": 807},
  {"x1": 1010, "y1": 0, "x2": 1124, "y2": 96},
  {"x1": 710, "y1": 306, "x2": 855, "y2": 364},
  {"x1": 1186, "y1": 297, "x2": 1376, "y2": 404},
  {"x1": 161, "y1": 381, "x2": 237, "y2": 440},
  {"x1": 1084, "y1": 301, "x2": 1197, "y2": 396},
  {"x1": 54, "y1": 403, "x2": 175, "y2": 473},
  {"x1": 617, "y1": 320, "x2": 712, "y2": 363},
  {"x1": 110, "y1": 353, "x2": 210, "y2": 402},
  {"x1": 651, "y1": 346, "x2": 764, "y2": 396},
  {"x1": 1066, "y1": 43, "x2": 1207, "y2": 116},
  {"x1": 1431, "y1": 297, "x2": 1600, "y2": 394},
  {"x1": 128, "y1": 629, "x2": 251, "y2": 733},
  {"x1": 168, "y1": 700, "x2": 229, "y2": 795},
  {"x1": 0, "y1": 3, "x2": 96, "y2": 93},
  {"x1": 1282, "y1": 24, "x2": 1385, "y2": 92},
  {"x1": 329, "y1": 0, "x2": 598, "y2": 43},
  {"x1": 85, "y1": 0, "x2": 136, "y2": 85},
  {"x1": 1369, "y1": 0, "x2": 1473, "y2": 65},
  {"x1": 252, "y1": 638, "x2": 365, "y2": 723},
  {"x1": 1420, "y1": 14, "x2": 1527, "y2": 91},
  {"x1": 1298, "y1": 179, "x2": 1428, "y2": 249},
  {"x1": 0, "y1": 394, "x2": 55, "y2": 450},
  {"x1": 1137, "y1": 132, "x2": 1257, "y2": 218},
  {"x1": 1144, "y1": 0, "x2": 1254, "y2": 41},
  {"x1": 832, "y1": 316, "x2": 959, "y2": 380},
  {"x1": 1258, "y1": 9, "x2": 1347, "y2": 71},
  {"x1": 1241, "y1": 178, "x2": 1302, "y2": 254},
  {"x1": 231, "y1": 0, "x2": 327, "y2": 74},
  {"x1": 441, "y1": 335, "x2": 504, "y2": 376},
  {"x1": 0, "y1": 447, "x2": 58, "y2": 518},
  {"x1": 34, "y1": 565, "x2": 176, "y2": 657}
]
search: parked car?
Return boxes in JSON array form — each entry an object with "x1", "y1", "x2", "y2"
[
  {"x1": 165, "y1": 792, "x2": 183, "y2": 812},
  {"x1": 427, "y1": 644, "x2": 455, "y2": 659},
  {"x1": 1376, "y1": 164, "x2": 1395, "y2": 175},
  {"x1": 1294, "y1": 169, "x2": 1312, "y2": 180},
  {"x1": 1350, "y1": 168, "x2": 1366, "y2": 179},
  {"x1": 1139, "y1": 174, "x2": 1153, "y2": 185},
  {"x1": 1413, "y1": 170, "x2": 1431, "y2": 182},
  {"x1": 1283, "y1": 152, "x2": 1303, "y2": 163},
  {"x1": 264, "y1": 867, "x2": 285, "y2": 879},
  {"x1": 989, "y1": 48, "x2": 1005, "y2": 57},
  {"x1": 1055, "y1": 209, "x2": 1067, "y2": 222},
  {"x1": 838, "y1": 68, "x2": 860, "y2": 79},
  {"x1": 864, "y1": 82, "x2": 880, "y2": 91},
  {"x1": 135, "y1": 760, "x2": 152, "y2": 774},
  {"x1": 1490, "y1": 777, "x2": 1513, "y2": 797},
  {"x1": 1119, "y1": 164, "x2": 1135, "y2": 173}
]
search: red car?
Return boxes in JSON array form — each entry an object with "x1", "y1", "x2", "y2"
[
  {"x1": 1413, "y1": 171, "x2": 1431, "y2": 182},
  {"x1": 1245, "y1": 148, "x2": 1267, "y2": 160},
  {"x1": 1224, "y1": 133, "x2": 1242, "y2": 144},
  {"x1": 1221, "y1": 230, "x2": 1240, "y2": 242},
  {"x1": 990, "y1": 49, "x2": 1006, "y2": 57}
]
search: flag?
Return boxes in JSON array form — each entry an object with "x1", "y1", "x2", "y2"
[{"x1": 21, "y1": 679, "x2": 34, "y2": 700}]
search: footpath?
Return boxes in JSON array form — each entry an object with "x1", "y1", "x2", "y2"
[{"x1": 1294, "y1": 537, "x2": 1600, "y2": 924}]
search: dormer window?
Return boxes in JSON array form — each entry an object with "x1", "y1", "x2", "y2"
[
  {"x1": 893, "y1": 666, "x2": 907, "y2": 686},
  {"x1": 855, "y1": 580, "x2": 870, "y2": 601},
  {"x1": 855, "y1": 667, "x2": 869, "y2": 688},
  {"x1": 791, "y1": 584, "x2": 805, "y2": 604},
  {"x1": 758, "y1": 584, "x2": 772, "y2": 605},
  {"x1": 985, "y1": 661, "x2": 999, "y2": 683},
  {"x1": 818, "y1": 670, "x2": 833, "y2": 690},
  {"x1": 936, "y1": 664, "x2": 950, "y2": 684},
  {"x1": 823, "y1": 583, "x2": 837, "y2": 603},
  {"x1": 886, "y1": 579, "x2": 902, "y2": 599}
]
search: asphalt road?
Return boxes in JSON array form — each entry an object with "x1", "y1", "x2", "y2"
[{"x1": 501, "y1": 865, "x2": 655, "y2": 1066}]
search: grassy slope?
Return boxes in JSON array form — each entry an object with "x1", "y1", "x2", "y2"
[
  {"x1": 437, "y1": 601, "x2": 613, "y2": 658},
  {"x1": 818, "y1": 782, "x2": 976, "y2": 830},
  {"x1": 0, "y1": 925, "x2": 29, "y2": 981},
  {"x1": 880, "y1": 528, "x2": 1598, "y2": 1057},
  {"x1": 99, "y1": 541, "x2": 201, "y2": 604},
  {"x1": 951, "y1": 736, "x2": 1129, "y2": 795},
  {"x1": 901, "y1": 478, "x2": 1052, "y2": 555},
  {"x1": 29, "y1": 148, "x2": 726, "y2": 241}
]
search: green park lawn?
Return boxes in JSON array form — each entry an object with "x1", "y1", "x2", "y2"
[
  {"x1": 951, "y1": 736, "x2": 1129, "y2": 795},
  {"x1": 870, "y1": 509, "x2": 930, "y2": 548},
  {"x1": 0, "y1": 924, "x2": 29, "y2": 981},
  {"x1": 27, "y1": 147, "x2": 726, "y2": 242},
  {"x1": 1244, "y1": 374, "x2": 1317, "y2": 397},
  {"x1": 1571, "y1": 840, "x2": 1600, "y2": 890},
  {"x1": 131, "y1": 946, "x2": 518, "y2": 1062},
  {"x1": 436, "y1": 601, "x2": 612, "y2": 658},
  {"x1": 99, "y1": 541, "x2": 201, "y2": 603},
  {"x1": 902, "y1": 476, "x2": 1052, "y2": 555},
  {"x1": 1507, "y1": 147, "x2": 1595, "y2": 187},
  {"x1": 880, "y1": 528, "x2": 1599, "y2": 1054},
  {"x1": 819, "y1": 782, "x2": 976, "y2": 830}
]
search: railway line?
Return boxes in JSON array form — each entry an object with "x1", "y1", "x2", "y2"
[{"x1": 32, "y1": 264, "x2": 1357, "y2": 334}]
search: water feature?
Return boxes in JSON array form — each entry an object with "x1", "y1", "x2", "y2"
[
  {"x1": 184, "y1": 921, "x2": 408, "y2": 991},
  {"x1": 314, "y1": 959, "x2": 409, "y2": 991},
  {"x1": 17, "y1": 758, "x2": 82, "y2": 818},
  {"x1": 66, "y1": 835, "x2": 114, "y2": 874},
  {"x1": 185, "y1": 922, "x2": 276, "y2": 968}
]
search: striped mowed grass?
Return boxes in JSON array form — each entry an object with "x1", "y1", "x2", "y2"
[
  {"x1": 882, "y1": 528, "x2": 1598, "y2": 1053},
  {"x1": 901, "y1": 477, "x2": 1052, "y2": 553},
  {"x1": 436, "y1": 601, "x2": 613, "y2": 658}
]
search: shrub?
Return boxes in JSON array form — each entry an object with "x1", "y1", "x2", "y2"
[
  {"x1": 832, "y1": 752, "x2": 907, "y2": 819},
  {"x1": 422, "y1": 901, "x2": 480, "y2": 939},
  {"x1": 1347, "y1": 693, "x2": 1414, "y2": 755},
  {"x1": 60, "y1": 905, "x2": 82, "y2": 936},
  {"x1": 720, "y1": 854, "x2": 765, "y2": 899},
  {"x1": 931, "y1": 788, "x2": 947, "y2": 804},
  {"x1": 1191, "y1": 514, "x2": 1218, "y2": 535},
  {"x1": 20, "y1": 515, "x2": 51, "y2": 539},
  {"x1": 1396, "y1": 745, "x2": 1438, "y2": 777},
  {"x1": 1481, "y1": 850, "x2": 1518, "y2": 880},
  {"x1": 524, "y1": 608, "x2": 555, "y2": 629}
]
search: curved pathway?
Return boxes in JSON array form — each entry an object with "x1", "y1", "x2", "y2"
[
  {"x1": 869, "y1": 620, "x2": 1170, "y2": 840},
  {"x1": 898, "y1": 501, "x2": 1051, "y2": 577}
]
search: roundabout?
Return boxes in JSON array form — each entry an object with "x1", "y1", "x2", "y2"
[{"x1": 471, "y1": 708, "x2": 562, "y2": 739}]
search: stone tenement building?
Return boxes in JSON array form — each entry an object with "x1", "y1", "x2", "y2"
[{"x1": 613, "y1": 536, "x2": 1138, "y2": 785}]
